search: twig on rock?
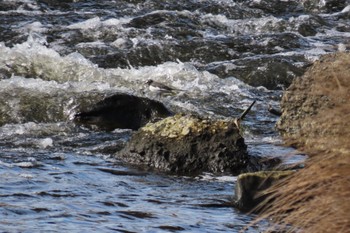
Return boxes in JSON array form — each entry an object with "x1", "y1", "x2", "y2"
[{"x1": 234, "y1": 100, "x2": 256, "y2": 130}]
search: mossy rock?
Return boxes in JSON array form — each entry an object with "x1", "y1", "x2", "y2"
[{"x1": 116, "y1": 114, "x2": 272, "y2": 175}]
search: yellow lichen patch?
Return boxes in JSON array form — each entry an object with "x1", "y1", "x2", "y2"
[{"x1": 141, "y1": 114, "x2": 236, "y2": 139}]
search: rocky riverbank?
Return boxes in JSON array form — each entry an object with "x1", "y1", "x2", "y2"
[{"x1": 254, "y1": 52, "x2": 350, "y2": 232}]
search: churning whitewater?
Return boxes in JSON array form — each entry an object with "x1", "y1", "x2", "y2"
[{"x1": 0, "y1": 0, "x2": 349, "y2": 232}]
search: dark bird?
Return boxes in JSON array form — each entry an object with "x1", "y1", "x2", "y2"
[{"x1": 145, "y1": 79, "x2": 182, "y2": 96}]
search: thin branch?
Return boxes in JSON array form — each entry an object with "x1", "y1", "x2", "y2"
[{"x1": 238, "y1": 100, "x2": 256, "y2": 121}]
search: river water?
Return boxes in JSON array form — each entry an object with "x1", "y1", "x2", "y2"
[{"x1": 0, "y1": 0, "x2": 349, "y2": 232}]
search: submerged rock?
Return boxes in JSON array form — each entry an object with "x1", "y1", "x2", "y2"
[
  {"x1": 233, "y1": 170, "x2": 295, "y2": 212},
  {"x1": 302, "y1": 0, "x2": 348, "y2": 13},
  {"x1": 116, "y1": 114, "x2": 274, "y2": 175},
  {"x1": 0, "y1": 84, "x2": 108, "y2": 126},
  {"x1": 206, "y1": 54, "x2": 310, "y2": 90},
  {"x1": 74, "y1": 93, "x2": 172, "y2": 131},
  {"x1": 239, "y1": 0, "x2": 300, "y2": 15}
]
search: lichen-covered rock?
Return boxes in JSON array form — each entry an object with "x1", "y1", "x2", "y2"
[
  {"x1": 116, "y1": 114, "x2": 271, "y2": 175},
  {"x1": 233, "y1": 171, "x2": 295, "y2": 212},
  {"x1": 277, "y1": 52, "x2": 350, "y2": 151},
  {"x1": 74, "y1": 93, "x2": 172, "y2": 131}
]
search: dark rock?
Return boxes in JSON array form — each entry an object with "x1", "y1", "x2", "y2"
[
  {"x1": 206, "y1": 54, "x2": 310, "y2": 90},
  {"x1": 233, "y1": 171, "x2": 295, "y2": 212},
  {"x1": 116, "y1": 114, "x2": 276, "y2": 175},
  {"x1": 268, "y1": 105, "x2": 282, "y2": 116},
  {"x1": 240, "y1": 0, "x2": 301, "y2": 15},
  {"x1": 302, "y1": 0, "x2": 348, "y2": 13},
  {"x1": 74, "y1": 93, "x2": 172, "y2": 131},
  {"x1": 126, "y1": 11, "x2": 196, "y2": 29},
  {"x1": 94, "y1": 38, "x2": 239, "y2": 69}
]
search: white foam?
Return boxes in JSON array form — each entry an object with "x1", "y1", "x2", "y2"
[
  {"x1": 341, "y1": 5, "x2": 350, "y2": 13},
  {"x1": 102, "y1": 17, "x2": 131, "y2": 27},
  {"x1": 20, "y1": 21, "x2": 47, "y2": 34},
  {"x1": 67, "y1": 17, "x2": 131, "y2": 31},
  {"x1": 38, "y1": 138, "x2": 53, "y2": 149},
  {"x1": 19, "y1": 173, "x2": 35, "y2": 179},
  {"x1": 0, "y1": 37, "x2": 251, "y2": 96},
  {"x1": 65, "y1": 51, "x2": 97, "y2": 67},
  {"x1": 0, "y1": 122, "x2": 72, "y2": 139},
  {"x1": 68, "y1": 17, "x2": 102, "y2": 30},
  {"x1": 197, "y1": 173, "x2": 237, "y2": 182},
  {"x1": 0, "y1": 38, "x2": 259, "y2": 121},
  {"x1": 15, "y1": 162, "x2": 35, "y2": 168},
  {"x1": 200, "y1": 14, "x2": 285, "y2": 36},
  {"x1": 338, "y1": 43, "x2": 347, "y2": 52}
]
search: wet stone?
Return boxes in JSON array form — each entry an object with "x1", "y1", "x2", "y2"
[
  {"x1": 116, "y1": 114, "x2": 271, "y2": 175},
  {"x1": 233, "y1": 170, "x2": 295, "y2": 212},
  {"x1": 239, "y1": 0, "x2": 301, "y2": 15},
  {"x1": 205, "y1": 55, "x2": 310, "y2": 90},
  {"x1": 74, "y1": 93, "x2": 172, "y2": 131},
  {"x1": 302, "y1": 0, "x2": 348, "y2": 13}
]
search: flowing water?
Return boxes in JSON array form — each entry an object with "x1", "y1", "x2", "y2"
[{"x1": 0, "y1": 0, "x2": 349, "y2": 232}]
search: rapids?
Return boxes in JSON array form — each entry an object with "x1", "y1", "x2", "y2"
[{"x1": 0, "y1": 0, "x2": 349, "y2": 232}]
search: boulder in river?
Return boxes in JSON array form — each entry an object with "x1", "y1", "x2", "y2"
[
  {"x1": 74, "y1": 93, "x2": 172, "y2": 131},
  {"x1": 116, "y1": 114, "x2": 279, "y2": 175}
]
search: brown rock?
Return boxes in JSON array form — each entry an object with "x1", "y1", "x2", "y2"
[{"x1": 277, "y1": 52, "x2": 350, "y2": 152}]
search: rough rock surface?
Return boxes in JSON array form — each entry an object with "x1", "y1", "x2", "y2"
[
  {"x1": 74, "y1": 93, "x2": 172, "y2": 131},
  {"x1": 255, "y1": 52, "x2": 350, "y2": 233},
  {"x1": 206, "y1": 54, "x2": 310, "y2": 90},
  {"x1": 277, "y1": 52, "x2": 350, "y2": 150},
  {"x1": 236, "y1": 0, "x2": 300, "y2": 15},
  {"x1": 116, "y1": 114, "x2": 277, "y2": 175},
  {"x1": 233, "y1": 171, "x2": 295, "y2": 212},
  {"x1": 301, "y1": 0, "x2": 348, "y2": 13}
]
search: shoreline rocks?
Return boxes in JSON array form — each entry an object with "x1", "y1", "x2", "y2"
[
  {"x1": 252, "y1": 52, "x2": 350, "y2": 232},
  {"x1": 276, "y1": 52, "x2": 350, "y2": 150}
]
